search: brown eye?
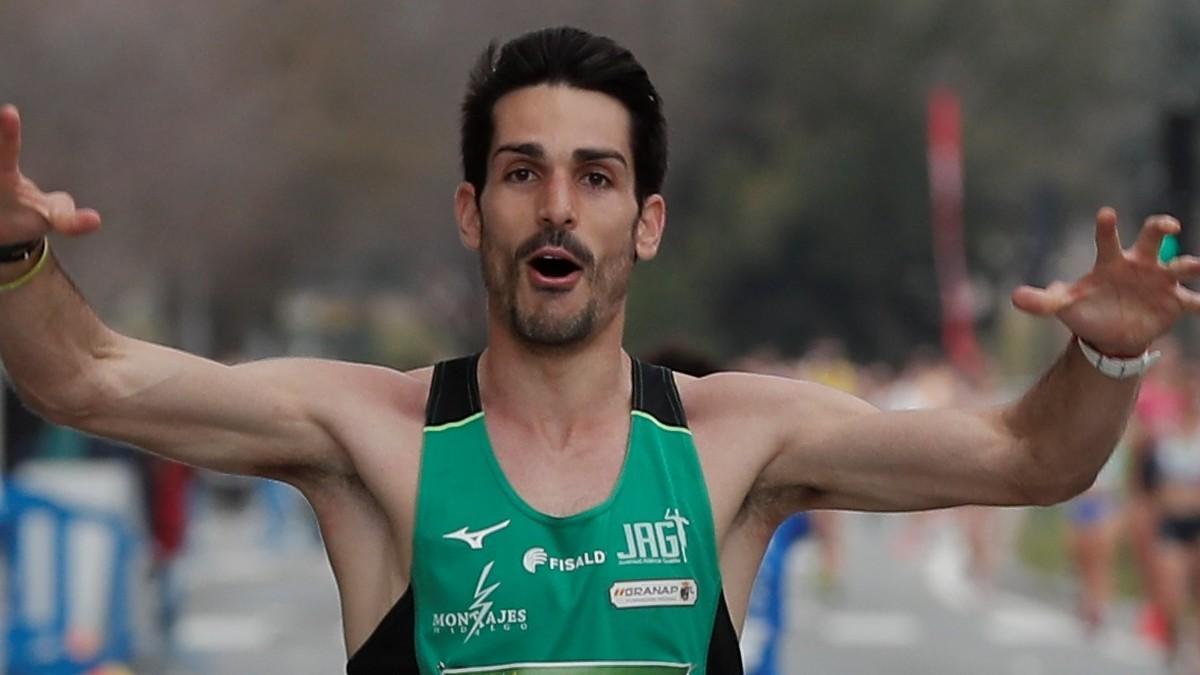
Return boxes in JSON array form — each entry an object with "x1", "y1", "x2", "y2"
[
  {"x1": 506, "y1": 168, "x2": 535, "y2": 183},
  {"x1": 583, "y1": 172, "x2": 611, "y2": 189}
]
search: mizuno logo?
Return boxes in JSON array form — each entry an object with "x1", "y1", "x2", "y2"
[{"x1": 443, "y1": 520, "x2": 511, "y2": 550}]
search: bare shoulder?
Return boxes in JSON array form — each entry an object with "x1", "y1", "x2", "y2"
[
  {"x1": 674, "y1": 370, "x2": 878, "y2": 530},
  {"x1": 237, "y1": 357, "x2": 434, "y2": 482}
]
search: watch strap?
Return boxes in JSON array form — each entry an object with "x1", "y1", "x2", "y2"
[
  {"x1": 0, "y1": 239, "x2": 44, "y2": 263},
  {"x1": 1076, "y1": 337, "x2": 1161, "y2": 379}
]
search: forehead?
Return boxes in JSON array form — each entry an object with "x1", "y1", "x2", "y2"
[{"x1": 491, "y1": 84, "x2": 632, "y2": 161}]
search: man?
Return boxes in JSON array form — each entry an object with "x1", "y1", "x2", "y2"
[{"x1": 1, "y1": 26, "x2": 1198, "y2": 674}]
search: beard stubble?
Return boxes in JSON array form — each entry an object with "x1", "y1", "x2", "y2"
[{"x1": 479, "y1": 218, "x2": 637, "y2": 348}]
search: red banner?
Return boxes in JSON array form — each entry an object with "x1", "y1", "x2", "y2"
[{"x1": 927, "y1": 87, "x2": 983, "y2": 374}]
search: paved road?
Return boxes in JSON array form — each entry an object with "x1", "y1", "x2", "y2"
[
  {"x1": 165, "y1": 502, "x2": 1163, "y2": 674},
  {"x1": 767, "y1": 512, "x2": 1160, "y2": 675},
  {"x1": 167, "y1": 492, "x2": 344, "y2": 674}
]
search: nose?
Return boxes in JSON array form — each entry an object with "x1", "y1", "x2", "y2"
[{"x1": 537, "y1": 170, "x2": 576, "y2": 229}]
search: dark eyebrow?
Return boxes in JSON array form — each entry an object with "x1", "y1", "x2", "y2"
[
  {"x1": 493, "y1": 142, "x2": 544, "y2": 160},
  {"x1": 574, "y1": 147, "x2": 628, "y2": 168},
  {"x1": 492, "y1": 143, "x2": 628, "y2": 169}
]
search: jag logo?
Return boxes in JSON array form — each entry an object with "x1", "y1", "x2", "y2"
[
  {"x1": 522, "y1": 547, "x2": 607, "y2": 574},
  {"x1": 616, "y1": 508, "x2": 691, "y2": 566}
]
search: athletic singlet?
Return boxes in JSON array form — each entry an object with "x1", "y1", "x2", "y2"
[{"x1": 347, "y1": 354, "x2": 743, "y2": 674}]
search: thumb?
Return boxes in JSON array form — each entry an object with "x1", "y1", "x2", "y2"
[
  {"x1": 62, "y1": 208, "x2": 102, "y2": 236},
  {"x1": 42, "y1": 192, "x2": 101, "y2": 236},
  {"x1": 1011, "y1": 281, "x2": 1075, "y2": 316}
]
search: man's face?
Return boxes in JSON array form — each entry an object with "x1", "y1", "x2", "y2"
[{"x1": 456, "y1": 84, "x2": 665, "y2": 347}]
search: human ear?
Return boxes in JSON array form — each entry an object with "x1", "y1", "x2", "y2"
[
  {"x1": 634, "y1": 194, "x2": 666, "y2": 261},
  {"x1": 455, "y1": 182, "x2": 481, "y2": 250}
]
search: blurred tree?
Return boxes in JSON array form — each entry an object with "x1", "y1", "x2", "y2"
[
  {"x1": 0, "y1": 1, "x2": 709, "y2": 358},
  {"x1": 632, "y1": 0, "x2": 1160, "y2": 365},
  {"x1": 0, "y1": 2, "x2": 1183, "y2": 366}
]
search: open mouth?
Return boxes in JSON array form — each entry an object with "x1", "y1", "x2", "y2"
[
  {"x1": 526, "y1": 249, "x2": 585, "y2": 290},
  {"x1": 528, "y1": 255, "x2": 582, "y2": 279}
]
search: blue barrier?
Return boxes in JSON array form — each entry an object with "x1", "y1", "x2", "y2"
[
  {"x1": 745, "y1": 513, "x2": 811, "y2": 675},
  {"x1": 1, "y1": 482, "x2": 137, "y2": 674}
]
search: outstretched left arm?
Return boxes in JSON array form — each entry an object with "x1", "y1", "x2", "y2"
[{"x1": 750, "y1": 208, "x2": 1200, "y2": 513}]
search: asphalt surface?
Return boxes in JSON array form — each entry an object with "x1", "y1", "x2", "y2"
[{"x1": 763, "y1": 512, "x2": 1160, "y2": 675}]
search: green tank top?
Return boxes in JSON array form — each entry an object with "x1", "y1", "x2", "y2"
[{"x1": 404, "y1": 354, "x2": 737, "y2": 674}]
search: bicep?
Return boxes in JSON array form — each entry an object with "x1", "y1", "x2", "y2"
[
  {"x1": 759, "y1": 385, "x2": 1026, "y2": 513},
  {"x1": 55, "y1": 335, "x2": 349, "y2": 479}
]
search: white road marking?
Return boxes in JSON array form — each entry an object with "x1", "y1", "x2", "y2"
[
  {"x1": 1095, "y1": 629, "x2": 1159, "y2": 666},
  {"x1": 820, "y1": 610, "x2": 922, "y2": 647},
  {"x1": 176, "y1": 613, "x2": 277, "y2": 652},
  {"x1": 984, "y1": 603, "x2": 1078, "y2": 645}
]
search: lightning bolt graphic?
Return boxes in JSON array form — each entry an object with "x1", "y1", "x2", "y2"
[{"x1": 465, "y1": 561, "x2": 501, "y2": 643}]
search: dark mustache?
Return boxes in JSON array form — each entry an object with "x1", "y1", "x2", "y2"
[{"x1": 514, "y1": 229, "x2": 595, "y2": 267}]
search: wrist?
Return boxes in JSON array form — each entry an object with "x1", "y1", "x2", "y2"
[
  {"x1": 0, "y1": 238, "x2": 45, "y2": 264},
  {"x1": 0, "y1": 238, "x2": 50, "y2": 292},
  {"x1": 1075, "y1": 336, "x2": 1160, "y2": 379}
]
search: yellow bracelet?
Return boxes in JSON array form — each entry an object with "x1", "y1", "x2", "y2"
[{"x1": 0, "y1": 238, "x2": 50, "y2": 293}]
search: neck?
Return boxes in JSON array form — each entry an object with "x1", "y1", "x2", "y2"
[{"x1": 479, "y1": 308, "x2": 630, "y2": 442}]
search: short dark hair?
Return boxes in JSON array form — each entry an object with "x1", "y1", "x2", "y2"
[{"x1": 461, "y1": 26, "x2": 667, "y2": 205}]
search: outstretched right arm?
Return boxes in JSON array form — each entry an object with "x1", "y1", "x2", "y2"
[{"x1": 0, "y1": 104, "x2": 354, "y2": 482}]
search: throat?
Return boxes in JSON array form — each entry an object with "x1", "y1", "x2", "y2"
[{"x1": 486, "y1": 414, "x2": 632, "y2": 518}]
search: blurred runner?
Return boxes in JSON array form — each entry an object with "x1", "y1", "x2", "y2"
[
  {"x1": 883, "y1": 354, "x2": 956, "y2": 558},
  {"x1": 799, "y1": 339, "x2": 858, "y2": 599},
  {"x1": 1131, "y1": 337, "x2": 1185, "y2": 649},
  {"x1": 1066, "y1": 433, "x2": 1126, "y2": 635},
  {"x1": 1148, "y1": 363, "x2": 1200, "y2": 666},
  {"x1": 730, "y1": 352, "x2": 814, "y2": 674},
  {"x1": 958, "y1": 363, "x2": 1005, "y2": 595}
]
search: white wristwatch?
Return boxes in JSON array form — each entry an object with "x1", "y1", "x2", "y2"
[{"x1": 1076, "y1": 337, "x2": 1161, "y2": 379}]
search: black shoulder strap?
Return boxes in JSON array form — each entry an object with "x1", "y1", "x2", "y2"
[
  {"x1": 631, "y1": 359, "x2": 689, "y2": 428},
  {"x1": 426, "y1": 356, "x2": 687, "y2": 428},
  {"x1": 708, "y1": 592, "x2": 745, "y2": 674},
  {"x1": 425, "y1": 353, "x2": 483, "y2": 426},
  {"x1": 345, "y1": 587, "x2": 418, "y2": 674}
]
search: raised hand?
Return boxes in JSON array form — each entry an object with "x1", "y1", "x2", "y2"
[
  {"x1": 0, "y1": 104, "x2": 101, "y2": 246},
  {"x1": 1012, "y1": 207, "x2": 1200, "y2": 356}
]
